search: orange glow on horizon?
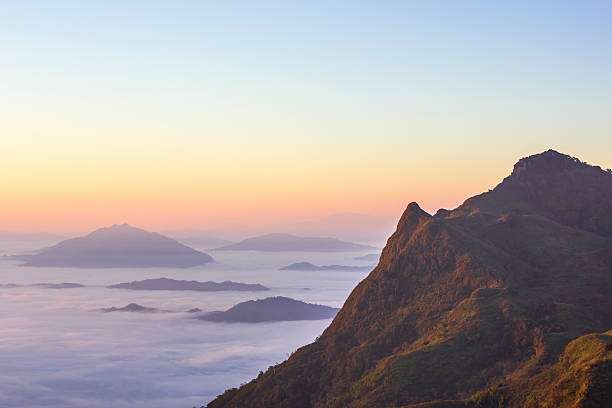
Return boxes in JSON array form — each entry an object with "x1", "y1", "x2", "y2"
[{"x1": 3, "y1": 128, "x2": 609, "y2": 235}]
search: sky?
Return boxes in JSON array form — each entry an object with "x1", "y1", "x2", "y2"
[{"x1": 1, "y1": 1, "x2": 611, "y2": 234}]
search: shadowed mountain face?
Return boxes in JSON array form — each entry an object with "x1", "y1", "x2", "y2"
[
  {"x1": 215, "y1": 233, "x2": 376, "y2": 252},
  {"x1": 108, "y1": 278, "x2": 268, "y2": 291},
  {"x1": 198, "y1": 296, "x2": 340, "y2": 323},
  {"x1": 18, "y1": 224, "x2": 214, "y2": 268},
  {"x1": 206, "y1": 150, "x2": 612, "y2": 408}
]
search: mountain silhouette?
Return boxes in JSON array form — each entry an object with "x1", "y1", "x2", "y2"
[
  {"x1": 19, "y1": 224, "x2": 214, "y2": 268},
  {"x1": 108, "y1": 278, "x2": 268, "y2": 291},
  {"x1": 206, "y1": 150, "x2": 612, "y2": 408},
  {"x1": 283, "y1": 213, "x2": 398, "y2": 245},
  {"x1": 198, "y1": 296, "x2": 339, "y2": 323},
  {"x1": 280, "y1": 262, "x2": 373, "y2": 272},
  {"x1": 101, "y1": 303, "x2": 163, "y2": 313},
  {"x1": 215, "y1": 233, "x2": 376, "y2": 252}
]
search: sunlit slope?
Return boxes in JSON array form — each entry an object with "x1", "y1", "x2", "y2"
[{"x1": 207, "y1": 150, "x2": 612, "y2": 408}]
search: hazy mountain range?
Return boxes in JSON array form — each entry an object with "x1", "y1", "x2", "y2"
[
  {"x1": 215, "y1": 233, "x2": 376, "y2": 252},
  {"x1": 280, "y1": 262, "x2": 373, "y2": 272},
  {"x1": 160, "y1": 213, "x2": 397, "y2": 247},
  {"x1": 0, "y1": 223, "x2": 387, "y2": 258},
  {"x1": 281, "y1": 213, "x2": 398, "y2": 245},
  {"x1": 2, "y1": 213, "x2": 395, "y2": 256},
  {"x1": 108, "y1": 278, "x2": 268, "y2": 292},
  {"x1": 206, "y1": 150, "x2": 612, "y2": 408}
]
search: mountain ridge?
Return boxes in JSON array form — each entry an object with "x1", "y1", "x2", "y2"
[
  {"x1": 280, "y1": 262, "x2": 373, "y2": 272},
  {"x1": 206, "y1": 150, "x2": 612, "y2": 408},
  {"x1": 108, "y1": 278, "x2": 268, "y2": 291},
  {"x1": 198, "y1": 296, "x2": 340, "y2": 323},
  {"x1": 215, "y1": 233, "x2": 377, "y2": 252}
]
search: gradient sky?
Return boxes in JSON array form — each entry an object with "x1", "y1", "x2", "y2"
[{"x1": 1, "y1": 1, "x2": 611, "y2": 234}]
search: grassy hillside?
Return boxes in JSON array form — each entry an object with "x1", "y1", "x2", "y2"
[{"x1": 206, "y1": 151, "x2": 612, "y2": 408}]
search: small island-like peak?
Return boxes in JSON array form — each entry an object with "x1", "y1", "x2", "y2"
[{"x1": 18, "y1": 224, "x2": 214, "y2": 268}]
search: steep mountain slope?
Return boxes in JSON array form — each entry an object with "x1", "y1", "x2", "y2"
[{"x1": 206, "y1": 150, "x2": 612, "y2": 408}]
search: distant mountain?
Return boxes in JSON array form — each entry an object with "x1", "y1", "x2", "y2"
[
  {"x1": 34, "y1": 282, "x2": 84, "y2": 289},
  {"x1": 17, "y1": 224, "x2": 214, "y2": 268},
  {"x1": 160, "y1": 229, "x2": 234, "y2": 249},
  {"x1": 108, "y1": 278, "x2": 268, "y2": 291},
  {"x1": 353, "y1": 253, "x2": 380, "y2": 262},
  {"x1": 100, "y1": 303, "x2": 208, "y2": 314},
  {"x1": 207, "y1": 150, "x2": 612, "y2": 408},
  {"x1": 153, "y1": 213, "x2": 399, "y2": 246},
  {"x1": 280, "y1": 262, "x2": 372, "y2": 272},
  {"x1": 215, "y1": 233, "x2": 376, "y2": 252},
  {"x1": 198, "y1": 296, "x2": 339, "y2": 323},
  {"x1": 283, "y1": 213, "x2": 399, "y2": 245},
  {"x1": 101, "y1": 303, "x2": 164, "y2": 313}
]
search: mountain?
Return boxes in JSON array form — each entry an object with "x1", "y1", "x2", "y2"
[
  {"x1": 34, "y1": 282, "x2": 84, "y2": 289},
  {"x1": 17, "y1": 224, "x2": 214, "y2": 268},
  {"x1": 108, "y1": 278, "x2": 268, "y2": 291},
  {"x1": 206, "y1": 150, "x2": 612, "y2": 408},
  {"x1": 151, "y1": 213, "x2": 399, "y2": 247},
  {"x1": 101, "y1": 303, "x2": 207, "y2": 314},
  {"x1": 197, "y1": 296, "x2": 340, "y2": 323},
  {"x1": 101, "y1": 303, "x2": 163, "y2": 313},
  {"x1": 280, "y1": 262, "x2": 373, "y2": 272},
  {"x1": 214, "y1": 233, "x2": 376, "y2": 252},
  {"x1": 283, "y1": 213, "x2": 399, "y2": 245}
]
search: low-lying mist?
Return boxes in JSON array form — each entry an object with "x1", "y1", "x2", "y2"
[{"x1": 0, "y1": 250, "x2": 372, "y2": 407}]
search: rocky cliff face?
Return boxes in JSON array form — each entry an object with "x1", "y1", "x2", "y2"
[{"x1": 206, "y1": 150, "x2": 612, "y2": 408}]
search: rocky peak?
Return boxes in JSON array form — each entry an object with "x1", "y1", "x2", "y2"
[
  {"x1": 396, "y1": 202, "x2": 431, "y2": 232},
  {"x1": 510, "y1": 149, "x2": 590, "y2": 180}
]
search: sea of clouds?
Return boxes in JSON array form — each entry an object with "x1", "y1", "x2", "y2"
[{"x1": 0, "y1": 250, "x2": 371, "y2": 407}]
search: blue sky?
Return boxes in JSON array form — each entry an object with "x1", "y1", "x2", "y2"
[{"x1": 1, "y1": 1, "x2": 611, "y2": 232}]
